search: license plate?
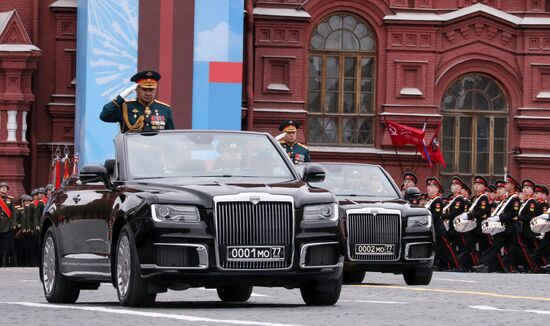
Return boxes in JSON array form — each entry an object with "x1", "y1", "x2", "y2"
[
  {"x1": 227, "y1": 246, "x2": 285, "y2": 261},
  {"x1": 355, "y1": 244, "x2": 395, "y2": 255}
]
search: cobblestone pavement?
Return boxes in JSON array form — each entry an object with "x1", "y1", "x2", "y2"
[{"x1": 1, "y1": 268, "x2": 549, "y2": 325}]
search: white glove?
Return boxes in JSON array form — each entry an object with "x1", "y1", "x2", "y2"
[
  {"x1": 119, "y1": 84, "x2": 137, "y2": 98},
  {"x1": 459, "y1": 213, "x2": 468, "y2": 221},
  {"x1": 488, "y1": 216, "x2": 500, "y2": 222}
]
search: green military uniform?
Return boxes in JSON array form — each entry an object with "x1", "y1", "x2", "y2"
[
  {"x1": 278, "y1": 119, "x2": 311, "y2": 164},
  {"x1": 0, "y1": 182, "x2": 15, "y2": 267},
  {"x1": 100, "y1": 70, "x2": 174, "y2": 133},
  {"x1": 279, "y1": 141, "x2": 311, "y2": 164},
  {"x1": 101, "y1": 97, "x2": 174, "y2": 133},
  {"x1": 0, "y1": 193, "x2": 14, "y2": 233}
]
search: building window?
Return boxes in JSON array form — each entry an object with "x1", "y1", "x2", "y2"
[
  {"x1": 440, "y1": 74, "x2": 508, "y2": 188},
  {"x1": 307, "y1": 14, "x2": 376, "y2": 145}
]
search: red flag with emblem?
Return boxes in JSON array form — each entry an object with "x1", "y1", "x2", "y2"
[
  {"x1": 422, "y1": 123, "x2": 446, "y2": 168},
  {"x1": 386, "y1": 120, "x2": 426, "y2": 147}
]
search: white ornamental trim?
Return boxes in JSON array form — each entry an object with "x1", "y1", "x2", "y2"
[
  {"x1": 7, "y1": 110, "x2": 17, "y2": 142},
  {"x1": 21, "y1": 111, "x2": 28, "y2": 142}
]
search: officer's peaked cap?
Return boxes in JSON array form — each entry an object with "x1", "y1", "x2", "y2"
[
  {"x1": 278, "y1": 119, "x2": 301, "y2": 132},
  {"x1": 131, "y1": 70, "x2": 161, "y2": 89}
]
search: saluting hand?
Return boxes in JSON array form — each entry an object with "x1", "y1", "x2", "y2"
[{"x1": 119, "y1": 84, "x2": 138, "y2": 99}]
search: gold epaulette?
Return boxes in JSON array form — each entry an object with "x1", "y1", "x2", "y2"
[
  {"x1": 14, "y1": 205, "x2": 21, "y2": 209},
  {"x1": 126, "y1": 99, "x2": 137, "y2": 102},
  {"x1": 154, "y1": 99, "x2": 171, "y2": 107},
  {"x1": 7, "y1": 195, "x2": 13, "y2": 199},
  {"x1": 297, "y1": 143, "x2": 309, "y2": 149}
]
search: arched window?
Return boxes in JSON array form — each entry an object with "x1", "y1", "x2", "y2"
[
  {"x1": 307, "y1": 14, "x2": 376, "y2": 145},
  {"x1": 440, "y1": 74, "x2": 508, "y2": 187}
]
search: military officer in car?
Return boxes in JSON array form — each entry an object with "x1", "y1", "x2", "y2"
[
  {"x1": 100, "y1": 70, "x2": 174, "y2": 133},
  {"x1": 278, "y1": 120, "x2": 311, "y2": 164}
]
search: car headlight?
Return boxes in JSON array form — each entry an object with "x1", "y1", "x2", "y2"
[
  {"x1": 151, "y1": 204, "x2": 200, "y2": 223},
  {"x1": 406, "y1": 215, "x2": 432, "y2": 232},
  {"x1": 303, "y1": 203, "x2": 338, "y2": 222}
]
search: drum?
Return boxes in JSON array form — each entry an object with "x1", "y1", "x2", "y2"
[
  {"x1": 453, "y1": 217, "x2": 477, "y2": 233},
  {"x1": 530, "y1": 216, "x2": 550, "y2": 234},
  {"x1": 481, "y1": 220, "x2": 506, "y2": 236}
]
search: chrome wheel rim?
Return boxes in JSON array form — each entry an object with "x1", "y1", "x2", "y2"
[
  {"x1": 43, "y1": 235, "x2": 56, "y2": 294},
  {"x1": 117, "y1": 235, "x2": 131, "y2": 297}
]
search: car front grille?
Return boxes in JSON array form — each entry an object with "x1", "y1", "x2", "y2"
[
  {"x1": 216, "y1": 201, "x2": 294, "y2": 270},
  {"x1": 155, "y1": 246, "x2": 199, "y2": 267},
  {"x1": 407, "y1": 243, "x2": 432, "y2": 259},
  {"x1": 303, "y1": 243, "x2": 339, "y2": 267},
  {"x1": 348, "y1": 213, "x2": 401, "y2": 261}
]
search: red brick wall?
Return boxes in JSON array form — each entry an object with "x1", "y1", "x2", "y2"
[
  {"x1": 251, "y1": 0, "x2": 550, "y2": 191},
  {"x1": 0, "y1": 1, "x2": 76, "y2": 198}
]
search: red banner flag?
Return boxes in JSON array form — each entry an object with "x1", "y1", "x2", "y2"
[
  {"x1": 386, "y1": 120, "x2": 426, "y2": 147},
  {"x1": 422, "y1": 123, "x2": 446, "y2": 168}
]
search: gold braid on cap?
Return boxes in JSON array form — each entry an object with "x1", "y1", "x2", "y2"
[{"x1": 122, "y1": 102, "x2": 144, "y2": 132}]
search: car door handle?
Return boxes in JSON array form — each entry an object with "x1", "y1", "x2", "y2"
[{"x1": 72, "y1": 195, "x2": 81, "y2": 203}]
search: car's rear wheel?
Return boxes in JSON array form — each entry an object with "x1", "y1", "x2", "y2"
[
  {"x1": 41, "y1": 228, "x2": 80, "y2": 303},
  {"x1": 300, "y1": 278, "x2": 342, "y2": 306},
  {"x1": 217, "y1": 286, "x2": 253, "y2": 302},
  {"x1": 403, "y1": 268, "x2": 433, "y2": 285},
  {"x1": 116, "y1": 225, "x2": 156, "y2": 306},
  {"x1": 343, "y1": 271, "x2": 366, "y2": 283}
]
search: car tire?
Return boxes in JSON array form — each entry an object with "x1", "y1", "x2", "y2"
[
  {"x1": 300, "y1": 278, "x2": 342, "y2": 306},
  {"x1": 116, "y1": 225, "x2": 156, "y2": 306},
  {"x1": 217, "y1": 286, "x2": 253, "y2": 302},
  {"x1": 403, "y1": 268, "x2": 433, "y2": 285},
  {"x1": 343, "y1": 271, "x2": 366, "y2": 283},
  {"x1": 41, "y1": 228, "x2": 80, "y2": 303}
]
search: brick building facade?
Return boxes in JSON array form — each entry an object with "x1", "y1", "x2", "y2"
[{"x1": 1, "y1": 0, "x2": 550, "y2": 197}]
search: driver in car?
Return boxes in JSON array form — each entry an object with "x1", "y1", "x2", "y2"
[{"x1": 213, "y1": 140, "x2": 244, "y2": 173}]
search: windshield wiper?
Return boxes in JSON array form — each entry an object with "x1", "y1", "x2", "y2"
[
  {"x1": 335, "y1": 194, "x2": 378, "y2": 197},
  {"x1": 133, "y1": 176, "x2": 170, "y2": 180},
  {"x1": 191, "y1": 175, "x2": 271, "y2": 178}
]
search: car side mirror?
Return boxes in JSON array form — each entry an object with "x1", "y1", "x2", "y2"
[
  {"x1": 302, "y1": 164, "x2": 326, "y2": 183},
  {"x1": 79, "y1": 164, "x2": 111, "y2": 188},
  {"x1": 404, "y1": 187, "x2": 421, "y2": 202}
]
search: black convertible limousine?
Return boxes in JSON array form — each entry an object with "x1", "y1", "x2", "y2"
[
  {"x1": 39, "y1": 131, "x2": 343, "y2": 306},
  {"x1": 296, "y1": 163, "x2": 435, "y2": 285}
]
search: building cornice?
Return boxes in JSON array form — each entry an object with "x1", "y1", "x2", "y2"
[{"x1": 384, "y1": 3, "x2": 550, "y2": 27}]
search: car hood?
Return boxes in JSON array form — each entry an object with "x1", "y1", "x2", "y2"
[
  {"x1": 337, "y1": 199, "x2": 429, "y2": 216},
  {"x1": 123, "y1": 180, "x2": 335, "y2": 209}
]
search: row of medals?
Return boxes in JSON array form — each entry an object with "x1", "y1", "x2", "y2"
[{"x1": 133, "y1": 107, "x2": 166, "y2": 128}]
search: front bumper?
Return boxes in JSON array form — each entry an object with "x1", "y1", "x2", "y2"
[
  {"x1": 131, "y1": 217, "x2": 343, "y2": 288},
  {"x1": 344, "y1": 233, "x2": 434, "y2": 274}
]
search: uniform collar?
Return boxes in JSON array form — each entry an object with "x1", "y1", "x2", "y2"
[
  {"x1": 138, "y1": 99, "x2": 154, "y2": 108},
  {"x1": 428, "y1": 193, "x2": 440, "y2": 199}
]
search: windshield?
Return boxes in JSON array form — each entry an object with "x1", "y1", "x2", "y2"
[
  {"x1": 125, "y1": 132, "x2": 294, "y2": 181},
  {"x1": 315, "y1": 164, "x2": 400, "y2": 199}
]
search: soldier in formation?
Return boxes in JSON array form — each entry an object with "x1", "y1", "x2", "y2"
[
  {"x1": 0, "y1": 182, "x2": 53, "y2": 268},
  {"x1": 419, "y1": 174, "x2": 550, "y2": 273}
]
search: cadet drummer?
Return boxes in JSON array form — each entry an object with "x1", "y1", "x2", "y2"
[{"x1": 100, "y1": 70, "x2": 174, "y2": 133}]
